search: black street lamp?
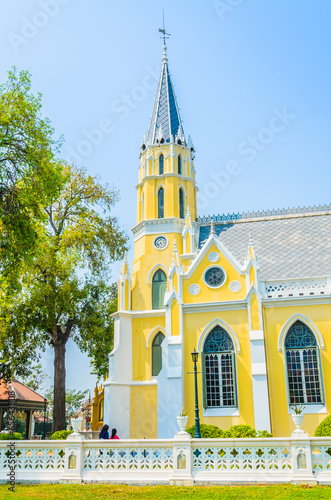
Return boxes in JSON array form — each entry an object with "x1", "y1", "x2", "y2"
[{"x1": 191, "y1": 348, "x2": 201, "y2": 438}]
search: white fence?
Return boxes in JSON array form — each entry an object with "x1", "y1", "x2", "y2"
[{"x1": 0, "y1": 435, "x2": 331, "y2": 484}]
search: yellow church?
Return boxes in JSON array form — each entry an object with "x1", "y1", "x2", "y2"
[{"x1": 98, "y1": 43, "x2": 331, "y2": 439}]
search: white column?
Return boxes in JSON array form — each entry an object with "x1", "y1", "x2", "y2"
[{"x1": 250, "y1": 330, "x2": 271, "y2": 432}]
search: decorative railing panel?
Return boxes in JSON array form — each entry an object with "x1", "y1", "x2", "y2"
[
  {"x1": 197, "y1": 204, "x2": 331, "y2": 223},
  {"x1": 192, "y1": 442, "x2": 292, "y2": 472},
  {"x1": 83, "y1": 444, "x2": 173, "y2": 471},
  {"x1": 262, "y1": 278, "x2": 330, "y2": 298}
]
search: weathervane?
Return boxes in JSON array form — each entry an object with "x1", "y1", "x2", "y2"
[{"x1": 158, "y1": 10, "x2": 171, "y2": 46}]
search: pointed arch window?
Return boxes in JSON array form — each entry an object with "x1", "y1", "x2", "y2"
[
  {"x1": 285, "y1": 320, "x2": 323, "y2": 405},
  {"x1": 178, "y1": 155, "x2": 182, "y2": 175},
  {"x1": 203, "y1": 325, "x2": 237, "y2": 408},
  {"x1": 152, "y1": 269, "x2": 167, "y2": 309},
  {"x1": 157, "y1": 187, "x2": 164, "y2": 218},
  {"x1": 159, "y1": 154, "x2": 164, "y2": 175},
  {"x1": 152, "y1": 331, "x2": 165, "y2": 376},
  {"x1": 179, "y1": 188, "x2": 185, "y2": 219}
]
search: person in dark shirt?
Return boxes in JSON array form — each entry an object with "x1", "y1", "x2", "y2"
[
  {"x1": 110, "y1": 428, "x2": 119, "y2": 439},
  {"x1": 99, "y1": 424, "x2": 109, "y2": 439}
]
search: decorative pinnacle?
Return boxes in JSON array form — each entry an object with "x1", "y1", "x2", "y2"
[
  {"x1": 162, "y1": 44, "x2": 168, "y2": 63},
  {"x1": 186, "y1": 205, "x2": 191, "y2": 218},
  {"x1": 248, "y1": 232, "x2": 254, "y2": 246},
  {"x1": 210, "y1": 218, "x2": 216, "y2": 235},
  {"x1": 173, "y1": 239, "x2": 178, "y2": 253}
]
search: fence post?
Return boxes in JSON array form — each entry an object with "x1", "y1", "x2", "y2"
[
  {"x1": 170, "y1": 432, "x2": 194, "y2": 485},
  {"x1": 61, "y1": 436, "x2": 84, "y2": 483},
  {"x1": 290, "y1": 436, "x2": 316, "y2": 484}
]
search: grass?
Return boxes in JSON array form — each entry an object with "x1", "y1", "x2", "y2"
[{"x1": 0, "y1": 484, "x2": 330, "y2": 500}]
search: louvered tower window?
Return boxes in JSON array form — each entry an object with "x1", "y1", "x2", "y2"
[
  {"x1": 203, "y1": 325, "x2": 237, "y2": 408},
  {"x1": 157, "y1": 187, "x2": 164, "y2": 218},
  {"x1": 152, "y1": 331, "x2": 165, "y2": 376},
  {"x1": 179, "y1": 188, "x2": 185, "y2": 219},
  {"x1": 159, "y1": 154, "x2": 164, "y2": 175},
  {"x1": 178, "y1": 155, "x2": 182, "y2": 175},
  {"x1": 152, "y1": 269, "x2": 167, "y2": 309},
  {"x1": 285, "y1": 320, "x2": 323, "y2": 405}
]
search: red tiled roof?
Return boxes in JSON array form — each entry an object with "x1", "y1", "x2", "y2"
[{"x1": 0, "y1": 379, "x2": 45, "y2": 402}]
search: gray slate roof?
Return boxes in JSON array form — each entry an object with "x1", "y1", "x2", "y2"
[
  {"x1": 147, "y1": 47, "x2": 184, "y2": 144},
  {"x1": 199, "y1": 214, "x2": 331, "y2": 280}
]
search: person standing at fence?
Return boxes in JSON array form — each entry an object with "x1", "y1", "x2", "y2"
[
  {"x1": 110, "y1": 428, "x2": 119, "y2": 439},
  {"x1": 99, "y1": 424, "x2": 109, "y2": 439}
]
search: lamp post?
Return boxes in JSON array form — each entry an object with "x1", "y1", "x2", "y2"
[{"x1": 191, "y1": 348, "x2": 201, "y2": 438}]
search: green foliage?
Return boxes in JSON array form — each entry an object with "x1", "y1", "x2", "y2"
[
  {"x1": 0, "y1": 432, "x2": 23, "y2": 440},
  {"x1": 186, "y1": 423, "x2": 273, "y2": 439},
  {"x1": 187, "y1": 424, "x2": 223, "y2": 438},
  {"x1": 0, "y1": 68, "x2": 64, "y2": 275},
  {"x1": 45, "y1": 387, "x2": 89, "y2": 419},
  {"x1": 256, "y1": 429, "x2": 273, "y2": 438},
  {"x1": 314, "y1": 415, "x2": 331, "y2": 437},
  {"x1": 222, "y1": 425, "x2": 257, "y2": 438},
  {"x1": 50, "y1": 429, "x2": 73, "y2": 440},
  {"x1": 18, "y1": 363, "x2": 50, "y2": 392}
]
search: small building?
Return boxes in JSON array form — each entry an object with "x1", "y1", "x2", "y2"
[{"x1": 0, "y1": 379, "x2": 46, "y2": 439}]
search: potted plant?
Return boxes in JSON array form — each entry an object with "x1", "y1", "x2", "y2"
[
  {"x1": 177, "y1": 407, "x2": 189, "y2": 433},
  {"x1": 291, "y1": 402, "x2": 305, "y2": 432}
]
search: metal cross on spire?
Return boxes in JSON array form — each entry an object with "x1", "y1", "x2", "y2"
[{"x1": 158, "y1": 10, "x2": 171, "y2": 46}]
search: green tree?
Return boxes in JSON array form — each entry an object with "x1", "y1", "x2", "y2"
[
  {"x1": 0, "y1": 68, "x2": 64, "y2": 272},
  {"x1": 45, "y1": 387, "x2": 89, "y2": 420},
  {"x1": 19, "y1": 362, "x2": 50, "y2": 393},
  {"x1": 1, "y1": 165, "x2": 128, "y2": 431}
]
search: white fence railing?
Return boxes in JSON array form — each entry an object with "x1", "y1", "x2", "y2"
[{"x1": 0, "y1": 435, "x2": 331, "y2": 484}]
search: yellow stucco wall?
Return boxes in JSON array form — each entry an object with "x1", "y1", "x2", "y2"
[{"x1": 130, "y1": 385, "x2": 157, "y2": 438}]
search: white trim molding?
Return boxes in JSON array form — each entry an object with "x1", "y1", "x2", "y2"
[
  {"x1": 197, "y1": 319, "x2": 241, "y2": 354},
  {"x1": 278, "y1": 314, "x2": 325, "y2": 352}
]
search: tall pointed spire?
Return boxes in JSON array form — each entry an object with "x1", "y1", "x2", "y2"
[{"x1": 146, "y1": 43, "x2": 185, "y2": 145}]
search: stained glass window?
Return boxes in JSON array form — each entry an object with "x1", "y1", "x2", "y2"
[
  {"x1": 178, "y1": 155, "x2": 182, "y2": 175},
  {"x1": 179, "y1": 188, "x2": 185, "y2": 219},
  {"x1": 158, "y1": 187, "x2": 164, "y2": 218},
  {"x1": 152, "y1": 269, "x2": 167, "y2": 309},
  {"x1": 159, "y1": 154, "x2": 164, "y2": 175},
  {"x1": 152, "y1": 331, "x2": 165, "y2": 376},
  {"x1": 203, "y1": 325, "x2": 237, "y2": 408},
  {"x1": 285, "y1": 320, "x2": 323, "y2": 405}
]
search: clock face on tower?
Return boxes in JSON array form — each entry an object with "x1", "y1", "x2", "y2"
[
  {"x1": 204, "y1": 266, "x2": 226, "y2": 288},
  {"x1": 154, "y1": 236, "x2": 168, "y2": 250}
]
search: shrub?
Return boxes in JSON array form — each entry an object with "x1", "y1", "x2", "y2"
[
  {"x1": 0, "y1": 432, "x2": 23, "y2": 440},
  {"x1": 314, "y1": 415, "x2": 331, "y2": 437},
  {"x1": 222, "y1": 424, "x2": 257, "y2": 438},
  {"x1": 257, "y1": 429, "x2": 273, "y2": 438},
  {"x1": 51, "y1": 430, "x2": 73, "y2": 440},
  {"x1": 187, "y1": 424, "x2": 223, "y2": 438}
]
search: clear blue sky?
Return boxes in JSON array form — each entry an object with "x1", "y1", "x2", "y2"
[{"x1": 1, "y1": 0, "x2": 330, "y2": 394}]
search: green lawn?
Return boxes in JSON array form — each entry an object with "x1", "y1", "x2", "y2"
[{"x1": 0, "y1": 484, "x2": 330, "y2": 500}]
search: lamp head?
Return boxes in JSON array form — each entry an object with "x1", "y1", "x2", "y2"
[{"x1": 191, "y1": 348, "x2": 199, "y2": 363}]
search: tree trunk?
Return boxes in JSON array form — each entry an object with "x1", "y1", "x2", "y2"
[{"x1": 53, "y1": 340, "x2": 66, "y2": 432}]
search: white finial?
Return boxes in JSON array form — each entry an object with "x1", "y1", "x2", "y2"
[
  {"x1": 186, "y1": 205, "x2": 191, "y2": 218},
  {"x1": 162, "y1": 45, "x2": 168, "y2": 63},
  {"x1": 123, "y1": 250, "x2": 127, "y2": 262},
  {"x1": 210, "y1": 219, "x2": 216, "y2": 235},
  {"x1": 174, "y1": 239, "x2": 178, "y2": 253},
  {"x1": 249, "y1": 232, "x2": 253, "y2": 246}
]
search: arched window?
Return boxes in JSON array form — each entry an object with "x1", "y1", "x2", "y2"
[
  {"x1": 152, "y1": 331, "x2": 165, "y2": 376},
  {"x1": 152, "y1": 269, "x2": 167, "y2": 309},
  {"x1": 203, "y1": 325, "x2": 237, "y2": 408},
  {"x1": 179, "y1": 188, "x2": 185, "y2": 219},
  {"x1": 157, "y1": 187, "x2": 164, "y2": 218},
  {"x1": 159, "y1": 154, "x2": 164, "y2": 175},
  {"x1": 285, "y1": 320, "x2": 323, "y2": 405},
  {"x1": 178, "y1": 155, "x2": 182, "y2": 175}
]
